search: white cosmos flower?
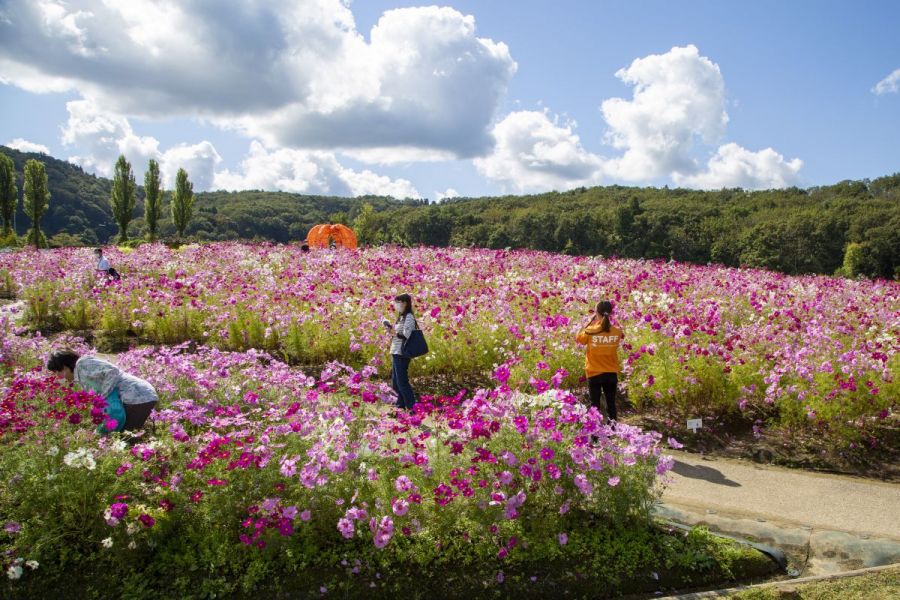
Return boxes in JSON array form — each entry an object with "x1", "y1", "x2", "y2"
[
  {"x1": 63, "y1": 447, "x2": 95, "y2": 470},
  {"x1": 6, "y1": 565, "x2": 22, "y2": 580},
  {"x1": 101, "y1": 537, "x2": 113, "y2": 548}
]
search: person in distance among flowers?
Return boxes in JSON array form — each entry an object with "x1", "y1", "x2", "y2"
[
  {"x1": 575, "y1": 300, "x2": 625, "y2": 423},
  {"x1": 94, "y1": 247, "x2": 120, "y2": 281},
  {"x1": 47, "y1": 349, "x2": 158, "y2": 433},
  {"x1": 382, "y1": 293, "x2": 419, "y2": 411}
]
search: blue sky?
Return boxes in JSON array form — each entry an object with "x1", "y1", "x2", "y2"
[{"x1": 1, "y1": 0, "x2": 898, "y2": 199}]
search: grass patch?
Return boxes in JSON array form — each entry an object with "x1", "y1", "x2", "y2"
[{"x1": 727, "y1": 565, "x2": 900, "y2": 599}]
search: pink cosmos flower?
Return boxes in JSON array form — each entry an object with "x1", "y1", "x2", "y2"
[
  {"x1": 280, "y1": 457, "x2": 297, "y2": 477},
  {"x1": 573, "y1": 474, "x2": 593, "y2": 496},
  {"x1": 493, "y1": 365, "x2": 511, "y2": 385},
  {"x1": 337, "y1": 517, "x2": 354, "y2": 539},
  {"x1": 371, "y1": 516, "x2": 394, "y2": 549},
  {"x1": 109, "y1": 502, "x2": 128, "y2": 520},
  {"x1": 277, "y1": 519, "x2": 293, "y2": 536},
  {"x1": 394, "y1": 475, "x2": 413, "y2": 492},
  {"x1": 138, "y1": 514, "x2": 155, "y2": 528},
  {"x1": 392, "y1": 498, "x2": 409, "y2": 516}
]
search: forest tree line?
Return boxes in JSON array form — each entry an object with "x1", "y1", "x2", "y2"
[{"x1": 1, "y1": 145, "x2": 897, "y2": 279}]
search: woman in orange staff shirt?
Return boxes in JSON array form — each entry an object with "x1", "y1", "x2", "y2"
[{"x1": 575, "y1": 300, "x2": 625, "y2": 422}]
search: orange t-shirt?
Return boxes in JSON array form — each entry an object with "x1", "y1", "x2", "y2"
[{"x1": 575, "y1": 322, "x2": 623, "y2": 377}]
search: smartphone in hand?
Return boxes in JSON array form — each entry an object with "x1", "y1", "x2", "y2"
[{"x1": 382, "y1": 318, "x2": 392, "y2": 328}]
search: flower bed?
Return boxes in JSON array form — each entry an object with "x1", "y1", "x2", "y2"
[
  {"x1": 0, "y1": 344, "x2": 781, "y2": 598},
  {"x1": 1, "y1": 243, "x2": 896, "y2": 449}
]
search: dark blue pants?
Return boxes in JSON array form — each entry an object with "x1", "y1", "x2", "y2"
[{"x1": 391, "y1": 355, "x2": 417, "y2": 410}]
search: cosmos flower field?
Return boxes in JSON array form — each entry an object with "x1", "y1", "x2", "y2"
[{"x1": 0, "y1": 243, "x2": 895, "y2": 597}]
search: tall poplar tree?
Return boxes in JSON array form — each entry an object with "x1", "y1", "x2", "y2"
[
  {"x1": 23, "y1": 159, "x2": 49, "y2": 248},
  {"x1": 171, "y1": 168, "x2": 194, "y2": 238},
  {"x1": 0, "y1": 154, "x2": 16, "y2": 237},
  {"x1": 144, "y1": 158, "x2": 162, "y2": 241},
  {"x1": 110, "y1": 155, "x2": 136, "y2": 243}
]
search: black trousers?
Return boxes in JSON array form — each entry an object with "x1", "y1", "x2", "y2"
[
  {"x1": 123, "y1": 401, "x2": 156, "y2": 431},
  {"x1": 588, "y1": 373, "x2": 618, "y2": 421}
]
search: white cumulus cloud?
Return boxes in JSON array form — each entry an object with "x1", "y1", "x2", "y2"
[
  {"x1": 6, "y1": 138, "x2": 50, "y2": 154},
  {"x1": 435, "y1": 188, "x2": 459, "y2": 201},
  {"x1": 61, "y1": 99, "x2": 160, "y2": 178},
  {"x1": 474, "y1": 110, "x2": 605, "y2": 193},
  {"x1": 59, "y1": 100, "x2": 417, "y2": 196},
  {"x1": 600, "y1": 44, "x2": 728, "y2": 181},
  {"x1": 0, "y1": 1, "x2": 515, "y2": 160},
  {"x1": 673, "y1": 143, "x2": 803, "y2": 189},
  {"x1": 159, "y1": 142, "x2": 222, "y2": 191},
  {"x1": 598, "y1": 45, "x2": 801, "y2": 189},
  {"x1": 872, "y1": 68, "x2": 900, "y2": 95},
  {"x1": 214, "y1": 142, "x2": 419, "y2": 198},
  {"x1": 476, "y1": 46, "x2": 801, "y2": 192}
]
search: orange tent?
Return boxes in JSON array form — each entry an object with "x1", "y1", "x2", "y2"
[{"x1": 306, "y1": 224, "x2": 358, "y2": 249}]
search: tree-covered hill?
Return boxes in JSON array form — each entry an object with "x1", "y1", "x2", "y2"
[
  {"x1": 2, "y1": 145, "x2": 116, "y2": 245},
  {"x1": 0, "y1": 146, "x2": 422, "y2": 245},
  {"x1": 1, "y1": 145, "x2": 897, "y2": 278},
  {"x1": 382, "y1": 180, "x2": 899, "y2": 278}
]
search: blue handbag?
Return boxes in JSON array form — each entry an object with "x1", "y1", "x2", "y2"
[
  {"x1": 98, "y1": 388, "x2": 127, "y2": 434},
  {"x1": 402, "y1": 321, "x2": 429, "y2": 358}
]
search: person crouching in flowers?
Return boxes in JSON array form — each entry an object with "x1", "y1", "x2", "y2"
[
  {"x1": 47, "y1": 349, "x2": 158, "y2": 433},
  {"x1": 382, "y1": 293, "x2": 418, "y2": 411},
  {"x1": 575, "y1": 300, "x2": 625, "y2": 423}
]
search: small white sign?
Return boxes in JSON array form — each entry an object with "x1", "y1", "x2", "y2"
[{"x1": 687, "y1": 418, "x2": 703, "y2": 433}]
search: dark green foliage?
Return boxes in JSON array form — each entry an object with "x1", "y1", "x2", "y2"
[
  {"x1": 110, "y1": 154, "x2": 136, "y2": 243},
  {"x1": 0, "y1": 520, "x2": 775, "y2": 600},
  {"x1": 171, "y1": 168, "x2": 194, "y2": 238},
  {"x1": 47, "y1": 232, "x2": 86, "y2": 248},
  {"x1": 0, "y1": 146, "x2": 896, "y2": 278},
  {"x1": 22, "y1": 159, "x2": 49, "y2": 248},
  {"x1": 1, "y1": 145, "x2": 115, "y2": 244},
  {"x1": 143, "y1": 159, "x2": 162, "y2": 241},
  {"x1": 0, "y1": 153, "x2": 16, "y2": 236},
  {"x1": 351, "y1": 202, "x2": 381, "y2": 245}
]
